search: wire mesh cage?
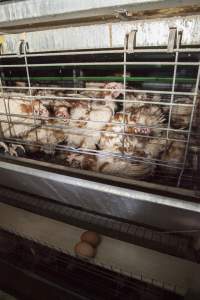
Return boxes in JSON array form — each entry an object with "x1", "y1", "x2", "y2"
[{"x1": 0, "y1": 29, "x2": 199, "y2": 193}]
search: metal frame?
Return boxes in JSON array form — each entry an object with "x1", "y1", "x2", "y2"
[
  {"x1": 0, "y1": 159, "x2": 200, "y2": 230},
  {"x1": 1, "y1": 15, "x2": 200, "y2": 54},
  {"x1": 0, "y1": 0, "x2": 200, "y2": 31}
]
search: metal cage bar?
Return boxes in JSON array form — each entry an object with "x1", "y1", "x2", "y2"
[{"x1": 22, "y1": 41, "x2": 38, "y2": 142}]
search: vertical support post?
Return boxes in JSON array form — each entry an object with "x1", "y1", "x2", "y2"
[
  {"x1": 22, "y1": 39, "x2": 38, "y2": 142},
  {"x1": 121, "y1": 33, "x2": 128, "y2": 156},
  {"x1": 0, "y1": 78, "x2": 12, "y2": 139},
  {"x1": 166, "y1": 28, "x2": 182, "y2": 141},
  {"x1": 0, "y1": 35, "x2": 12, "y2": 140},
  {"x1": 177, "y1": 63, "x2": 200, "y2": 187},
  {"x1": 73, "y1": 68, "x2": 78, "y2": 94},
  {"x1": 79, "y1": 69, "x2": 84, "y2": 90},
  {"x1": 122, "y1": 30, "x2": 137, "y2": 158}
]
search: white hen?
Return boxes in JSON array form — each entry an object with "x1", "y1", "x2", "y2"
[
  {"x1": 0, "y1": 95, "x2": 49, "y2": 138},
  {"x1": 65, "y1": 82, "x2": 123, "y2": 150}
]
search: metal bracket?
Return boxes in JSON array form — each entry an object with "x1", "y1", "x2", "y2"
[
  {"x1": 17, "y1": 32, "x2": 29, "y2": 56},
  {"x1": 168, "y1": 28, "x2": 182, "y2": 52},
  {"x1": 126, "y1": 30, "x2": 137, "y2": 53},
  {"x1": 168, "y1": 27, "x2": 177, "y2": 52},
  {"x1": 115, "y1": 9, "x2": 129, "y2": 21},
  {"x1": 18, "y1": 40, "x2": 29, "y2": 56}
]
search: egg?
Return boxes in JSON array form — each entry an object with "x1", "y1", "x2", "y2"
[
  {"x1": 74, "y1": 241, "x2": 96, "y2": 258},
  {"x1": 80, "y1": 231, "x2": 101, "y2": 247}
]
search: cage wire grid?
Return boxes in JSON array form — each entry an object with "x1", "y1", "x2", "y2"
[{"x1": 0, "y1": 29, "x2": 199, "y2": 190}]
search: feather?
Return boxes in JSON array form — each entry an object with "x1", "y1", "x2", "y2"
[
  {"x1": 0, "y1": 96, "x2": 48, "y2": 138},
  {"x1": 24, "y1": 127, "x2": 65, "y2": 153},
  {"x1": 65, "y1": 152, "x2": 154, "y2": 179},
  {"x1": 65, "y1": 83, "x2": 123, "y2": 149}
]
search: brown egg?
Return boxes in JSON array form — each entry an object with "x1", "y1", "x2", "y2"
[
  {"x1": 80, "y1": 231, "x2": 101, "y2": 247},
  {"x1": 74, "y1": 241, "x2": 96, "y2": 258}
]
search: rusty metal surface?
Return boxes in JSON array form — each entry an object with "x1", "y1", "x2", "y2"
[{"x1": 0, "y1": 0, "x2": 200, "y2": 31}]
